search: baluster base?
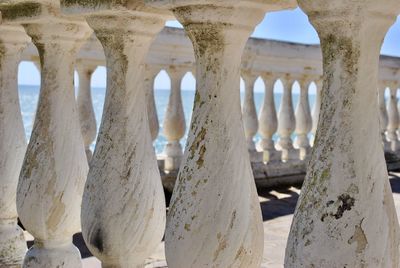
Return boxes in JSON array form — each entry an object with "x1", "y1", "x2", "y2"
[
  {"x1": 23, "y1": 240, "x2": 81, "y2": 268},
  {"x1": 163, "y1": 141, "x2": 183, "y2": 171},
  {"x1": 0, "y1": 219, "x2": 26, "y2": 267}
]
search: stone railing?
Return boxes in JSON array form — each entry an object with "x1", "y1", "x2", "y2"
[
  {"x1": 0, "y1": 1, "x2": 399, "y2": 268},
  {"x1": 21, "y1": 25, "x2": 400, "y2": 190}
]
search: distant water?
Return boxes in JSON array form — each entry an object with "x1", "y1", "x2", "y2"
[{"x1": 18, "y1": 85, "x2": 316, "y2": 154}]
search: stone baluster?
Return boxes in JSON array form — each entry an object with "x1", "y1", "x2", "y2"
[
  {"x1": 258, "y1": 73, "x2": 280, "y2": 162},
  {"x1": 76, "y1": 62, "x2": 97, "y2": 162},
  {"x1": 145, "y1": 66, "x2": 160, "y2": 143},
  {"x1": 0, "y1": 25, "x2": 30, "y2": 267},
  {"x1": 277, "y1": 75, "x2": 297, "y2": 161},
  {"x1": 241, "y1": 71, "x2": 258, "y2": 152},
  {"x1": 379, "y1": 83, "x2": 390, "y2": 150},
  {"x1": 387, "y1": 85, "x2": 400, "y2": 151},
  {"x1": 0, "y1": 2, "x2": 92, "y2": 267},
  {"x1": 286, "y1": 1, "x2": 400, "y2": 267},
  {"x1": 295, "y1": 77, "x2": 312, "y2": 160},
  {"x1": 146, "y1": 1, "x2": 296, "y2": 267},
  {"x1": 61, "y1": 2, "x2": 170, "y2": 267},
  {"x1": 311, "y1": 79, "x2": 322, "y2": 145},
  {"x1": 163, "y1": 67, "x2": 186, "y2": 171}
]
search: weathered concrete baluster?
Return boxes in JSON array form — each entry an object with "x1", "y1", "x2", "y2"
[
  {"x1": 163, "y1": 67, "x2": 186, "y2": 171},
  {"x1": 76, "y1": 62, "x2": 97, "y2": 162},
  {"x1": 242, "y1": 71, "x2": 258, "y2": 152},
  {"x1": 379, "y1": 84, "x2": 390, "y2": 151},
  {"x1": 277, "y1": 75, "x2": 297, "y2": 161},
  {"x1": 145, "y1": 66, "x2": 160, "y2": 143},
  {"x1": 258, "y1": 73, "x2": 280, "y2": 162},
  {"x1": 295, "y1": 77, "x2": 312, "y2": 160},
  {"x1": 146, "y1": 1, "x2": 295, "y2": 267},
  {"x1": 286, "y1": 1, "x2": 400, "y2": 266},
  {"x1": 387, "y1": 85, "x2": 400, "y2": 151},
  {"x1": 0, "y1": 25, "x2": 30, "y2": 267},
  {"x1": 0, "y1": 3, "x2": 91, "y2": 267},
  {"x1": 61, "y1": 2, "x2": 170, "y2": 267},
  {"x1": 311, "y1": 79, "x2": 322, "y2": 145}
]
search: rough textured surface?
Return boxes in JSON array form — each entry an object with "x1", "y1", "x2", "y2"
[
  {"x1": 80, "y1": 12, "x2": 166, "y2": 268},
  {"x1": 142, "y1": 1, "x2": 298, "y2": 267},
  {"x1": 286, "y1": 1, "x2": 400, "y2": 267},
  {"x1": 16, "y1": 20, "x2": 91, "y2": 268},
  {"x1": 0, "y1": 25, "x2": 30, "y2": 267}
]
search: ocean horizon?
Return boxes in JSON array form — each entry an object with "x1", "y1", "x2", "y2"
[{"x1": 18, "y1": 85, "x2": 316, "y2": 154}]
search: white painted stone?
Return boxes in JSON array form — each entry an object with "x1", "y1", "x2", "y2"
[
  {"x1": 242, "y1": 71, "x2": 259, "y2": 152},
  {"x1": 145, "y1": 66, "x2": 161, "y2": 143},
  {"x1": 163, "y1": 67, "x2": 186, "y2": 171},
  {"x1": 387, "y1": 86, "x2": 400, "y2": 151},
  {"x1": 258, "y1": 73, "x2": 281, "y2": 163},
  {"x1": 0, "y1": 25, "x2": 30, "y2": 267},
  {"x1": 294, "y1": 77, "x2": 312, "y2": 160},
  {"x1": 76, "y1": 62, "x2": 97, "y2": 162},
  {"x1": 311, "y1": 79, "x2": 322, "y2": 145},
  {"x1": 286, "y1": 1, "x2": 400, "y2": 267},
  {"x1": 277, "y1": 75, "x2": 298, "y2": 161},
  {"x1": 145, "y1": 1, "x2": 296, "y2": 267},
  {"x1": 63, "y1": 9, "x2": 168, "y2": 267},
  {"x1": 11, "y1": 15, "x2": 91, "y2": 268}
]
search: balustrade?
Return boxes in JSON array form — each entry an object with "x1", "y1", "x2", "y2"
[
  {"x1": 379, "y1": 83, "x2": 390, "y2": 151},
  {"x1": 0, "y1": 2, "x2": 92, "y2": 267},
  {"x1": 163, "y1": 67, "x2": 187, "y2": 171},
  {"x1": 0, "y1": 0, "x2": 399, "y2": 267},
  {"x1": 242, "y1": 71, "x2": 259, "y2": 152},
  {"x1": 278, "y1": 75, "x2": 298, "y2": 161},
  {"x1": 311, "y1": 79, "x2": 322, "y2": 145},
  {"x1": 146, "y1": 1, "x2": 296, "y2": 267},
  {"x1": 145, "y1": 66, "x2": 161, "y2": 143},
  {"x1": 286, "y1": 1, "x2": 400, "y2": 266},
  {"x1": 294, "y1": 77, "x2": 313, "y2": 160},
  {"x1": 258, "y1": 73, "x2": 281, "y2": 162},
  {"x1": 76, "y1": 61, "x2": 97, "y2": 162},
  {"x1": 0, "y1": 25, "x2": 30, "y2": 267},
  {"x1": 387, "y1": 84, "x2": 400, "y2": 151},
  {"x1": 61, "y1": 2, "x2": 171, "y2": 267}
]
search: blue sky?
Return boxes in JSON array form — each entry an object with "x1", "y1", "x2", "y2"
[{"x1": 19, "y1": 7, "x2": 400, "y2": 92}]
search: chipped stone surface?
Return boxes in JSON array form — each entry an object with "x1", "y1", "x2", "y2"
[
  {"x1": 286, "y1": 1, "x2": 400, "y2": 267},
  {"x1": 0, "y1": 24, "x2": 30, "y2": 267}
]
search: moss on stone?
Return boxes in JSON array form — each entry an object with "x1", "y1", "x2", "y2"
[{"x1": 0, "y1": 2, "x2": 42, "y2": 21}]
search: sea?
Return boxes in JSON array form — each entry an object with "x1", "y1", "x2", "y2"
[{"x1": 18, "y1": 85, "x2": 316, "y2": 154}]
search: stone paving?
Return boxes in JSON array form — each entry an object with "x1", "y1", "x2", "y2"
[{"x1": 80, "y1": 172, "x2": 400, "y2": 267}]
